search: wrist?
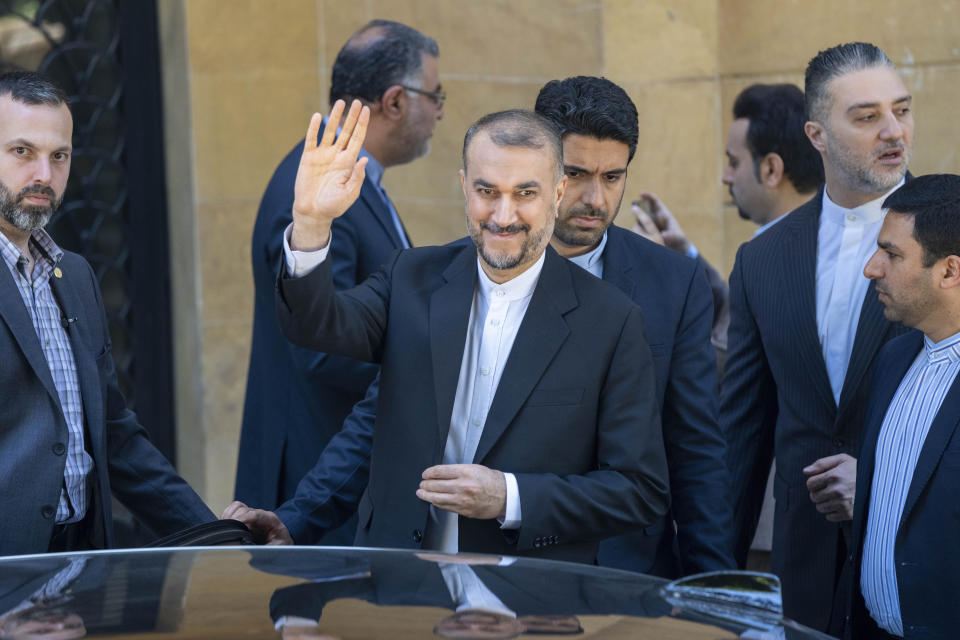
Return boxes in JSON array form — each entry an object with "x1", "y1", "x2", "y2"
[{"x1": 290, "y1": 218, "x2": 331, "y2": 252}]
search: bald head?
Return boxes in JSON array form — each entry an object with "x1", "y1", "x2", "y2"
[{"x1": 462, "y1": 109, "x2": 563, "y2": 182}]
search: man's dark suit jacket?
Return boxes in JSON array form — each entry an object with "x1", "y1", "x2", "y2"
[
  {"x1": 275, "y1": 242, "x2": 670, "y2": 563},
  {"x1": 721, "y1": 188, "x2": 905, "y2": 631},
  {"x1": 275, "y1": 226, "x2": 732, "y2": 576},
  {"x1": 235, "y1": 134, "x2": 407, "y2": 540},
  {"x1": 0, "y1": 251, "x2": 214, "y2": 556},
  {"x1": 847, "y1": 331, "x2": 960, "y2": 640}
]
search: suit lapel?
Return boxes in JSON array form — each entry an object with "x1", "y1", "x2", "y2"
[
  {"x1": 430, "y1": 246, "x2": 477, "y2": 446},
  {"x1": 473, "y1": 249, "x2": 575, "y2": 464},
  {"x1": 599, "y1": 228, "x2": 637, "y2": 301},
  {"x1": 900, "y1": 358, "x2": 960, "y2": 527},
  {"x1": 779, "y1": 193, "x2": 837, "y2": 415},
  {"x1": 359, "y1": 181, "x2": 407, "y2": 250},
  {"x1": 0, "y1": 259, "x2": 61, "y2": 407},
  {"x1": 837, "y1": 279, "x2": 892, "y2": 417},
  {"x1": 49, "y1": 265, "x2": 105, "y2": 458}
]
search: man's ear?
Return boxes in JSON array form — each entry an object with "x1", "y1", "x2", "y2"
[
  {"x1": 940, "y1": 255, "x2": 960, "y2": 290},
  {"x1": 377, "y1": 85, "x2": 407, "y2": 122},
  {"x1": 805, "y1": 120, "x2": 826, "y2": 153},
  {"x1": 460, "y1": 168, "x2": 467, "y2": 198},
  {"x1": 761, "y1": 153, "x2": 786, "y2": 188},
  {"x1": 555, "y1": 175, "x2": 567, "y2": 217}
]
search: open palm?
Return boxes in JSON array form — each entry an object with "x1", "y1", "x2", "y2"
[{"x1": 293, "y1": 99, "x2": 370, "y2": 225}]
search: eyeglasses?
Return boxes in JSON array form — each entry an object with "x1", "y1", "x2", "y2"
[{"x1": 401, "y1": 85, "x2": 446, "y2": 106}]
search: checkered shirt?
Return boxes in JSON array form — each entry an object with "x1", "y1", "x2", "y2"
[{"x1": 0, "y1": 228, "x2": 92, "y2": 523}]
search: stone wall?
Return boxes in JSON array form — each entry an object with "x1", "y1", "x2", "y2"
[{"x1": 158, "y1": 0, "x2": 960, "y2": 508}]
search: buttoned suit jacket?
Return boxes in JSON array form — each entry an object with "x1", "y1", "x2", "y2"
[
  {"x1": 0, "y1": 251, "x2": 214, "y2": 556},
  {"x1": 275, "y1": 242, "x2": 670, "y2": 563},
  {"x1": 275, "y1": 227, "x2": 732, "y2": 576},
  {"x1": 721, "y1": 187, "x2": 906, "y2": 631},
  {"x1": 847, "y1": 330, "x2": 960, "y2": 640},
  {"x1": 235, "y1": 131, "x2": 407, "y2": 533}
]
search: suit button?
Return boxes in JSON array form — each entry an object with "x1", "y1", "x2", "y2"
[
  {"x1": 833, "y1": 438, "x2": 845, "y2": 447},
  {"x1": 412, "y1": 529, "x2": 422, "y2": 543},
  {"x1": 552, "y1": 536, "x2": 559, "y2": 544},
  {"x1": 848, "y1": 554, "x2": 855, "y2": 563},
  {"x1": 533, "y1": 537, "x2": 541, "y2": 548},
  {"x1": 52, "y1": 443, "x2": 66, "y2": 455},
  {"x1": 41, "y1": 505, "x2": 55, "y2": 519}
]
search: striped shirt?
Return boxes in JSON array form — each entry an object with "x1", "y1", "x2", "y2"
[
  {"x1": 860, "y1": 330, "x2": 960, "y2": 635},
  {"x1": 0, "y1": 229, "x2": 93, "y2": 524}
]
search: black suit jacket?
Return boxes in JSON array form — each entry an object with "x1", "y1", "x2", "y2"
[
  {"x1": 848, "y1": 331, "x2": 960, "y2": 640},
  {"x1": 235, "y1": 133, "x2": 407, "y2": 530},
  {"x1": 0, "y1": 250, "x2": 214, "y2": 556},
  {"x1": 596, "y1": 226, "x2": 734, "y2": 576},
  {"x1": 721, "y1": 188, "x2": 906, "y2": 631},
  {"x1": 276, "y1": 242, "x2": 670, "y2": 563}
]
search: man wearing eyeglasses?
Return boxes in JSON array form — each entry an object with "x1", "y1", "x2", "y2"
[{"x1": 235, "y1": 19, "x2": 444, "y2": 546}]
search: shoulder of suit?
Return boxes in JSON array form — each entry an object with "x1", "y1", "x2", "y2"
[
  {"x1": 605, "y1": 224, "x2": 699, "y2": 281},
  {"x1": 738, "y1": 194, "x2": 820, "y2": 259}
]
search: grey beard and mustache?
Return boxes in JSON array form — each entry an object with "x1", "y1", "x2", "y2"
[
  {"x1": 469, "y1": 220, "x2": 550, "y2": 271},
  {"x1": 0, "y1": 181, "x2": 60, "y2": 232}
]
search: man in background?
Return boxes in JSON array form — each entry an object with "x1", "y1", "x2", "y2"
[
  {"x1": 0, "y1": 71, "x2": 213, "y2": 556},
  {"x1": 722, "y1": 42, "x2": 912, "y2": 632},
  {"x1": 235, "y1": 19, "x2": 444, "y2": 546}
]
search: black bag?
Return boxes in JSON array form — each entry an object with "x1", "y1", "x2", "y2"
[{"x1": 145, "y1": 519, "x2": 254, "y2": 547}]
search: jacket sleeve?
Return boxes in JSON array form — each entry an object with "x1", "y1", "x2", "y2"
[
  {"x1": 662, "y1": 260, "x2": 736, "y2": 573},
  {"x1": 720, "y1": 244, "x2": 778, "y2": 566},
  {"x1": 275, "y1": 373, "x2": 379, "y2": 543}
]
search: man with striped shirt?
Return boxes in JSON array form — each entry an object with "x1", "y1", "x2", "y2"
[{"x1": 848, "y1": 174, "x2": 960, "y2": 639}]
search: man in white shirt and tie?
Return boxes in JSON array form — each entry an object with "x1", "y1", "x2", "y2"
[
  {"x1": 849, "y1": 173, "x2": 960, "y2": 639},
  {"x1": 229, "y1": 102, "x2": 669, "y2": 563},
  {"x1": 721, "y1": 42, "x2": 913, "y2": 633}
]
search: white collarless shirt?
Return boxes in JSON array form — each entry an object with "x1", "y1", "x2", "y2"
[
  {"x1": 816, "y1": 181, "x2": 903, "y2": 403},
  {"x1": 424, "y1": 253, "x2": 545, "y2": 552}
]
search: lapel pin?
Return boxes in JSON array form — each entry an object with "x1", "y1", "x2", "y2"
[{"x1": 53, "y1": 267, "x2": 63, "y2": 279}]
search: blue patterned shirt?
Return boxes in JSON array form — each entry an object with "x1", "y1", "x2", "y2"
[
  {"x1": 0, "y1": 229, "x2": 93, "y2": 523},
  {"x1": 861, "y1": 330, "x2": 960, "y2": 635}
]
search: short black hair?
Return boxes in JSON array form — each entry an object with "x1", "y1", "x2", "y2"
[
  {"x1": 883, "y1": 174, "x2": 960, "y2": 268},
  {"x1": 461, "y1": 109, "x2": 563, "y2": 180},
  {"x1": 733, "y1": 83, "x2": 824, "y2": 193},
  {"x1": 329, "y1": 20, "x2": 439, "y2": 105},
  {"x1": 0, "y1": 71, "x2": 68, "y2": 106},
  {"x1": 534, "y1": 76, "x2": 638, "y2": 162},
  {"x1": 805, "y1": 42, "x2": 893, "y2": 123}
]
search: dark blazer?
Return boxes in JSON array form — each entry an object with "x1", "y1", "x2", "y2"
[
  {"x1": 595, "y1": 226, "x2": 733, "y2": 577},
  {"x1": 0, "y1": 251, "x2": 214, "y2": 556},
  {"x1": 276, "y1": 227, "x2": 732, "y2": 576},
  {"x1": 721, "y1": 188, "x2": 906, "y2": 631},
  {"x1": 235, "y1": 133, "x2": 407, "y2": 532},
  {"x1": 275, "y1": 242, "x2": 670, "y2": 563},
  {"x1": 848, "y1": 331, "x2": 960, "y2": 640}
]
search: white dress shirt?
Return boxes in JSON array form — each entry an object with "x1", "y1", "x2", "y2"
[
  {"x1": 424, "y1": 253, "x2": 544, "y2": 552},
  {"x1": 816, "y1": 181, "x2": 903, "y2": 403},
  {"x1": 282, "y1": 231, "x2": 542, "y2": 552},
  {"x1": 861, "y1": 331, "x2": 960, "y2": 636}
]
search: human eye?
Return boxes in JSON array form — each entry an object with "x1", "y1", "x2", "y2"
[
  {"x1": 52, "y1": 151, "x2": 69, "y2": 162},
  {"x1": 517, "y1": 189, "x2": 537, "y2": 198},
  {"x1": 565, "y1": 168, "x2": 582, "y2": 178},
  {"x1": 604, "y1": 173, "x2": 623, "y2": 183},
  {"x1": 12, "y1": 146, "x2": 29, "y2": 156}
]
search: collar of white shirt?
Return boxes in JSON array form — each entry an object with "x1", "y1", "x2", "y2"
[
  {"x1": 476, "y1": 250, "x2": 546, "y2": 302},
  {"x1": 822, "y1": 178, "x2": 905, "y2": 227},
  {"x1": 566, "y1": 231, "x2": 607, "y2": 278}
]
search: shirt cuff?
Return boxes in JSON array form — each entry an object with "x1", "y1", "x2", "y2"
[
  {"x1": 684, "y1": 243, "x2": 699, "y2": 260},
  {"x1": 499, "y1": 472, "x2": 521, "y2": 530},
  {"x1": 274, "y1": 616, "x2": 319, "y2": 630},
  {"x1": 283, "y1": 222, "x2": 330, "y2": 277}
]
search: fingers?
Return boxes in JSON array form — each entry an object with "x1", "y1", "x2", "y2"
[
  {"x1": 422, "y1": 464, "x2": 468, "y2": 480},
  {"x1": 318, "y1": 100, "x2": 345, "y2": 149},
  {"x1": 803, "y1": 454, "x2": 847, "y2": 475},
  {"x1": 221, "y1": 500, "x2": 248, "y2": 520},
  {"x1": 346, "y1": 156, "x2": 369, "y2": 194},
  {"x1": 344, "y1": 103, "x2": 370, "y2": 156},
  {"x1": 632, "y1": 204, "x2": 660, "y2": 234}
]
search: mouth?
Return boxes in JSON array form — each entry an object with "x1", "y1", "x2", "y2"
[
  {"x1": 877, "y1": 147, "x2": 904, "y2": 166},
  {"x1": 571, "y1": 215, "x2": 605, "y2": 228}
]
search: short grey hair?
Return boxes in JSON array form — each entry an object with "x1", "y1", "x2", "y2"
[
  {"x1": 804, "y1": 42, "x2": 894, "y2": 123},
  {"x1": 461, "y1": 109, "x2": 563, "y2": 181},
  {"x1": 0, "y1": 71, "x2": 68, "y2": 107}
]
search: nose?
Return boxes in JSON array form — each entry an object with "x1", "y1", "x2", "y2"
[
  {"x1": 721, "y1": 165, "x2": 734, "y2": 186},
  {"x1": 490, "y1": 196, "x2": 517, "y2": 227},
  {"x1": 863, "y1": 249, "x2": 883, "y2": 279},
  {"x1": 879, "y1": 110, "x2": 904, "y2": 141},
  {"x1": 32, "y1": 157, "x2": 53, "y2": 184},
  {"x1": 582, "y1": 177, "x2": 604, "y2": 210}
]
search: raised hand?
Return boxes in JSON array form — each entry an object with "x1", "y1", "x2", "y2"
[
  {"x1": 290, "y1": 99, "x2": 370, "y2": 251},
  {"x1": 631, "y1": 192, "x2": 691, "y2": 255}
]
